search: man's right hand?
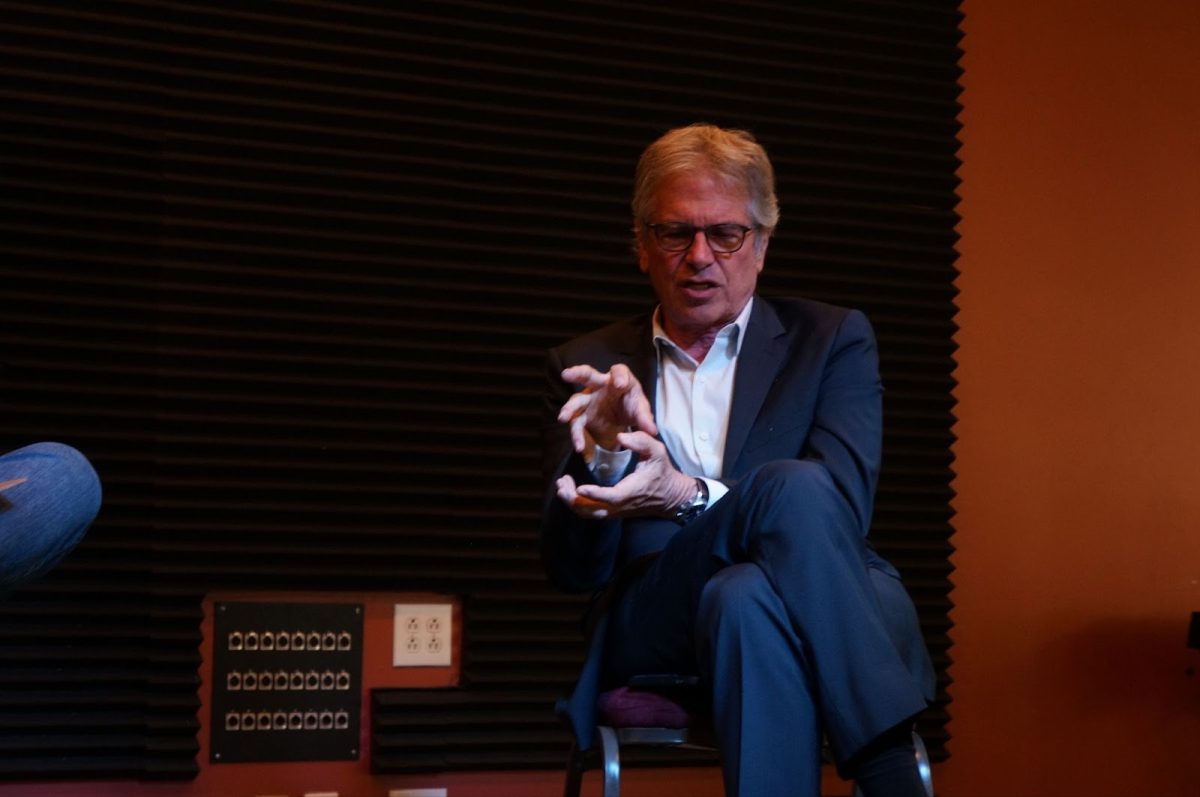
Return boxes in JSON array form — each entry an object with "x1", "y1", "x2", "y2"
[
  {"x1": 556, "y1": 430, "x2": 696, "y2": 520},
  {"x1": 556, "y1": 364, "x2": 657, "y2": 454}
]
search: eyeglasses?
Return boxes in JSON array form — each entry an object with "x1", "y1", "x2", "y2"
[{"x1": 644, "y1": 222, "x2": 756, "y2": 254}]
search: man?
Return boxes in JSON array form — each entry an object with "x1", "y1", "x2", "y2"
[{"x1": 541, "y1": 124, "x2": 936, "y2": 796}]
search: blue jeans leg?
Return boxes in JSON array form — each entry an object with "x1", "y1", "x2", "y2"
[{"x1": 0, "y1": 442, "x2": 101, "y2": 591}]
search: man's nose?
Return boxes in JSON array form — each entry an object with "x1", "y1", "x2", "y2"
[{"x1": 685, "y1": 230, "x2": 715, "y2": 267}]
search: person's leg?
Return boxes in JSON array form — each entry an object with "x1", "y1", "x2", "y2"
[
  {"x1": 695, "y1": 564, "x2": 822, "y2": 797},
  {"x1": 607, "y1": 459, "x2": 929, "y2": 766},
  {"x1": 0, "y1": 442, "x2": 101, "y2": 591}
]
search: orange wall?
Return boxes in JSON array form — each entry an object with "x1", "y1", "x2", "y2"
[{"x1": 944, "y1": 1, "x2": 1200, "y2": 795}]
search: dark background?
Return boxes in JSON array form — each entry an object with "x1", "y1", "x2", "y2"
[{"x1": 0, "y1": 0, "x2": 960, "y2": 780}]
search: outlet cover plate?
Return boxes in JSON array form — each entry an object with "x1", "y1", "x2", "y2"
[{"x1": 392, "y1": 603, "x2": 453, "y2": 667}]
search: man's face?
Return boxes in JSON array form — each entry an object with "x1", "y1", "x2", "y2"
[{"x1": 638, "y1": 170, "x2": 767, "y2": 347}]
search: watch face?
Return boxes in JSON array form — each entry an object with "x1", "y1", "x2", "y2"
[{"x1": 674, "y1": 480, "x2": 707, "y2": 524}]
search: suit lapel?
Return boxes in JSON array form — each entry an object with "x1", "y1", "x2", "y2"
[
  {"x1": 614, "y1": 314, "x2": 659, "y2": 415},
  {"x1": 723, "y1": 298, "x2": 788, "y2": 475}
]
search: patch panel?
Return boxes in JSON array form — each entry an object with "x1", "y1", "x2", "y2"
[{"x1": 211, "y1": 601, "x2": 363, "y2": 763}]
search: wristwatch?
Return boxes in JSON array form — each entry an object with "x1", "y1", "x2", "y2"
[{"x1": 672, "y1": 477, "x2": 709, "y2": 524}]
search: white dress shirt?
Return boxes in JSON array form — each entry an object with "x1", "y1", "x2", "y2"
[{"x1": 589, "y1": 298, "x2": 754, "y2": 513}]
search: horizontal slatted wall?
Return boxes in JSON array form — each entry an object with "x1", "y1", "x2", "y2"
[{"x1": 0, "y1": 0, "x2": 961, "y2": 779}]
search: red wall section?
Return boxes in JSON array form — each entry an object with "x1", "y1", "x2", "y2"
[{"x1": 945, "y1": 1, "x2": 1200, "y2": 795}]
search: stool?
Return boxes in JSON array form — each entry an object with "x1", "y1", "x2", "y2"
[{"x1": 563, "y1": 675, "x2": 932, "y2": 797}]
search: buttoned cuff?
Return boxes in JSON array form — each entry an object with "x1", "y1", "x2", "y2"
[
  {"x1": 700, "y1": 476, "x2": 728, "y2": 508},
  {"x1": 589, "y1": 445, "x2": 633, "y2": 486}
]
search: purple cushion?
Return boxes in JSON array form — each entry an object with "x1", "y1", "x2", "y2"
[{"x1": 597, "y1": 686, "x2": 692, "y2": 728}]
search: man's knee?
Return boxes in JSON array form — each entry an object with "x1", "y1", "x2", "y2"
[
  {"x1": 747, "y1": 459, "x2": 835, "y2": 506},
  {"x1": 737, "y1": 460, "x2": 858, "y2": 550},
  {"x1": 15, "y1": 443, "x2": 102, "y2": 525}
]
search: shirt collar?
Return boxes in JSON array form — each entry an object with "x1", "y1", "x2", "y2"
[{"x1": 651, "y1": 297, "x2": 755, "y2": 362}]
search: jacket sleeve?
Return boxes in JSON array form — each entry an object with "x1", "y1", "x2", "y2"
[
  {"x1": 539, "y1": 345, "x2": 624, "y2": 593},
  {"x1": 801, "y1": 308, "x2": 883, "y2": 535}
]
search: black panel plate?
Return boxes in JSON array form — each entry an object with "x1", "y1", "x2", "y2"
[{"x1": 211, "y1": 601, "x2": 363, "y2": 763}]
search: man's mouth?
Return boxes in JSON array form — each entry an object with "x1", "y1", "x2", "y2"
[{"x1": 680, "y1": 280, "x2": 718, "y2": 299}]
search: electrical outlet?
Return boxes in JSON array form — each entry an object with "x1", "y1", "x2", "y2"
[{"x1": 392, "y1": 603, "x2": 453, "y2": 666}]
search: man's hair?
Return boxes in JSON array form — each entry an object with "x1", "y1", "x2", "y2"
[{"x1": 632, "y1": 123, "x2": 780, "y2": 242}]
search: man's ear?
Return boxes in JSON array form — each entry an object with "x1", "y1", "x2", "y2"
[
  {"x1": 754, "y1": 233, "x2": 770, "y2": 273},
  {"x1": 636, "y1": 240, "x2": 650, "y2": 274}
]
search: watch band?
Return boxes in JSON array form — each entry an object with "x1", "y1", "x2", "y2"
[{"x1": 672, "y1": 477, "x2": 709, "y2": 524}]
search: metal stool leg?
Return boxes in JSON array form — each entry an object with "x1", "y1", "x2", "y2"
[
  {"x1": 598, "y1": 725, "x2": 621, "y2": 797},
  {"x1": 563, "y1": 739, "x2": 584, "y2": 797},
  {"x1": 913, "y1": 731, "x2": 933, "y2": 797},
  {"x1": 561, "y1": 725, "x2": 626, "y2": 797}
]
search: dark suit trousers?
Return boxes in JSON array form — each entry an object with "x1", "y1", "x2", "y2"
[{"x1": 602, "y1": 460, "x2": 931, "y2": 796}]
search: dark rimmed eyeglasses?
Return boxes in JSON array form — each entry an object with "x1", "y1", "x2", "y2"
[{"x1": 645, "y1": 222, "x2": 757, "y2": 254}]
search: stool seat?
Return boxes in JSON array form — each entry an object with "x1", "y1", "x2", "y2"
[{"x1": 597, "y1": 685, "x2": 694, "y2": 729}]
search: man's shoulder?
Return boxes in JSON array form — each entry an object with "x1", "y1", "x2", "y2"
[
  {"x1": 549, "y1": 312, "x2": 651, "y2": 364},
  {"x1": 756, "y1": 295, "x2": 867, "y2": 334}
]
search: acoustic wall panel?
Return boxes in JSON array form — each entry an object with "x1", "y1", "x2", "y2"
[{"x1": 0, "y1": 0, "x2": 961, "y2": 778}]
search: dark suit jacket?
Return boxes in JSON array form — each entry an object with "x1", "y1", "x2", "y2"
[{"x1": 540, "y1": 296, "x2": 930, "y2": 747}]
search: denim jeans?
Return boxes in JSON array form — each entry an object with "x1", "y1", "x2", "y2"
[{"x1": 0, "y1": 442, "x2": 101, "y2": 591}]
